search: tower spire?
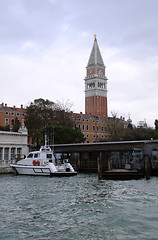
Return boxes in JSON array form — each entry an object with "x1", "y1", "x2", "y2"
[
  {"x1": 84, "y1": 36, "x2": 108, "y2": 117},
  {"x1": 87, "y1": 36, "x2": 104, "y2": 67}
]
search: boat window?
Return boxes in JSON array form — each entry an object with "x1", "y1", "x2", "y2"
[
  {"x1": 34, "y1": 153, "x2": 39, "y2": 158},
  {"x1": 47, "y1": 154, "x2": 52, "y2": 159},
  {"x1": 27, "y1": 153, "x2": 33, "y2": 158}
]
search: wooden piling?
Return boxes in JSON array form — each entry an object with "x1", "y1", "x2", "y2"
[
  {"x1": 144, "y1": 155, "x2": 150, "y2": 180},
  {"x1": 97, "y1": 152, "x2": 103, "y2": 180}
]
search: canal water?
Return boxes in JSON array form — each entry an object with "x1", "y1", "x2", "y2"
[{"x1": 0, "y1": 173, "x2": 158, "y2": 240}]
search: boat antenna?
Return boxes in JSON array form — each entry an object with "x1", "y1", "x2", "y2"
[
  {"x1": 52, "y1": 126, "x2": 54, "y2": 151},
  {"x1": 45, "y1": 134, "x2": 47, "y2": 147}
]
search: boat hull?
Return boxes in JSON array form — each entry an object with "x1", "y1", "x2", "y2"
[{"x1": 10, "y1": 164, "x2": 77, "y2": 177}]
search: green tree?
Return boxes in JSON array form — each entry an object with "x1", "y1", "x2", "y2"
[{"x1": 42, "y1": 125, "x2": 85, "y2": 144}]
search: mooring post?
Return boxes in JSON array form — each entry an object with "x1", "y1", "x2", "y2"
[
  {"x1": 98, "y1": 152, "x2": 103, "y2": 180},
  {"x1": 144, "y1": 155, "x2": 150, "y2": 180}
]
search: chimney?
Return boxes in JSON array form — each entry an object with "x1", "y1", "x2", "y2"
[
  {"x1": 5, "y1": 103, "x2": 7, "y2": 108},
  {"x1": 21, "y1": 105, "x2": 23, "y2": 109}
]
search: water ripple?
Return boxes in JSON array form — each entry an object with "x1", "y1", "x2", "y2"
[{"x1": 0, "y1": 174, "x2": 158, "y2": 239}]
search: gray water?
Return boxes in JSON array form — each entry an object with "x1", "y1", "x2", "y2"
[{"x1": 0, "y1": 173, "x2": 158, "y2": 240}]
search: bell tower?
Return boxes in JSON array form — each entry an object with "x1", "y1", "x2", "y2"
[{"x1": 84, "y1": 35, "x2": 108, "y2": 117}]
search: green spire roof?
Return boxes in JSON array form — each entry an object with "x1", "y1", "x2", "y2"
[{"x1": 87, "y1": 37, "x2": 105, "y2": 67}]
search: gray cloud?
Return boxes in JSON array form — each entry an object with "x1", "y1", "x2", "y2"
[{"x1": 0, "y1": 0, "x2": 158, "y2": 127}]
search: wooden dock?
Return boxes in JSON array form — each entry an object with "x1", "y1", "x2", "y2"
[{"x1": 102, "y1": 169, "x2": 144, "y2": 180}]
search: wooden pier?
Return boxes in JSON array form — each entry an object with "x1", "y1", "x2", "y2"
[
  {"x1": 53, "y1": 140, "x2": 158, "y2": 180},
  {"x1": 101, "y1": 169, "x2": 144, "y2": 180}
]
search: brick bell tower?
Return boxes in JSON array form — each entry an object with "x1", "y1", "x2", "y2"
[{"x1": 84, "y1": 35, "x2": 108, "y2": 117}]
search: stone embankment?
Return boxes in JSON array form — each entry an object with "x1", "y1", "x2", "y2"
[{"x1": 0, "y1": 167, "x2": 13, "y2": 174}]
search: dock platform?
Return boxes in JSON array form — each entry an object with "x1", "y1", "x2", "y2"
[{"x1": 102, "y1": 169, "x2": 144, "y2": 180}]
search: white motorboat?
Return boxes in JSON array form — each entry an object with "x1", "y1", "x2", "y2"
[{"x1": 10, "y1": 145, "x2": 77, "y2": 177}]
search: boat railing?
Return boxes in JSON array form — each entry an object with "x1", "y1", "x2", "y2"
[{"x1": 15, "y1": 154, "x2": 26, "y2": 162}]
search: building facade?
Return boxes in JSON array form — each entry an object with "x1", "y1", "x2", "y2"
[{"x1": 0, "y1": 103, "x2": 25, "y2": 129}]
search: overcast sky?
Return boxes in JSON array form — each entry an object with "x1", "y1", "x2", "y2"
[{"x1": 0, "y1": 0, "x2": 158, "y2": 127}]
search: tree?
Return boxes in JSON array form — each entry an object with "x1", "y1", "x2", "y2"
[
  {"x1": 155, "y1": 119, "x2": 158, "y2": 131},
  {"x1": 41, "y1": 125, "x2": 85, "y2": 144},
  {"x1": 25, "y1": 98, "x2": 74, "y2": 147},
  {"x1": 0, "y1": 125, "x2": 10, "y2": 131},
  {"x1": 25, "y1": 98, "x2": 53, "y2": 147},
  {"x1": 12, "y1": 117, "x2": 20, "y2": 132},
  {"x1": 107, "y1": 111, "x2": 124, "y2": 141},
  {"x1": 52, "y1": 100, "x2": 74, "y2": 127}
]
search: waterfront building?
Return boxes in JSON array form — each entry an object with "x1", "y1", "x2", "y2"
[{"x1": 0, "y1": 125, "x2": 28, "y2": 172}]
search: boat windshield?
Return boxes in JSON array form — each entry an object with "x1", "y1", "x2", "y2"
[{"x1": 27, "y1": 153, "x2": 33, "y2": 158}]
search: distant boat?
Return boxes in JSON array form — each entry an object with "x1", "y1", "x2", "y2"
[{"x1": 10, "y1": 145, "x2": 77, "y2": 177}]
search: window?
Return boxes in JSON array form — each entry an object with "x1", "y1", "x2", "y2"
[
  {"x1": 96, "y1": 126, "x2": 99, "y2": 131},
  {"x1": 78, "y1": 124, "x2": 81, "y2": 129},
  {"x1": 4, "y1": 148, "x2": 9, "y2": 160},
  {"x1": 82, "y1": 125, "x2": 85, "y2": 131},
  {"x1": 93, "y1": 126, "x2": 95, "y2": 131},
  {"x1": 101, "y1": 126, "x2": 104, "y2": 131},
  {"x1": 5, "y1": 118, "x2": 9, "y2": 126},
  {"x1": 47, "y1": 154, "x2": 52, "y2": 159},
  {"x1": 11, "y1": 119, "x2": 14, "y2": 126},
  {"x1": 86, "y1": 125, "x2": 89, "y2": 131},
  {"x1": 17, "y1": 148, "x2": 22, "y2": 155},
  {"x1": 93, "y1": 135, "x2": 96, "y2": 138},
  {"x1": 16, "y1": 113, "x2": 20, "y2": 116},
  {"x1": 0, "y1": 148, "x2": 2, "y2": 160},
  {"x1": 34, "y1": 153, "x2": 39, "y2": 158},
  {"x1": 87, "y1": 140, "x2": 89, "y2": 143},
  {"x1": 11, "y1": 112, "x2": 14, "y2": 116},
  {"x1": 5, "y1": 112, "x2": 9, "y2": 115},
  {"x1": 11, "y1": 148, "x2": 15, "y2": 160},
  {"x1": 82, "y1": 119, "x2": 85, "y2": 122},
  {"x1": 87, "y1": 134, "x2": 89, "y2": 138}
]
